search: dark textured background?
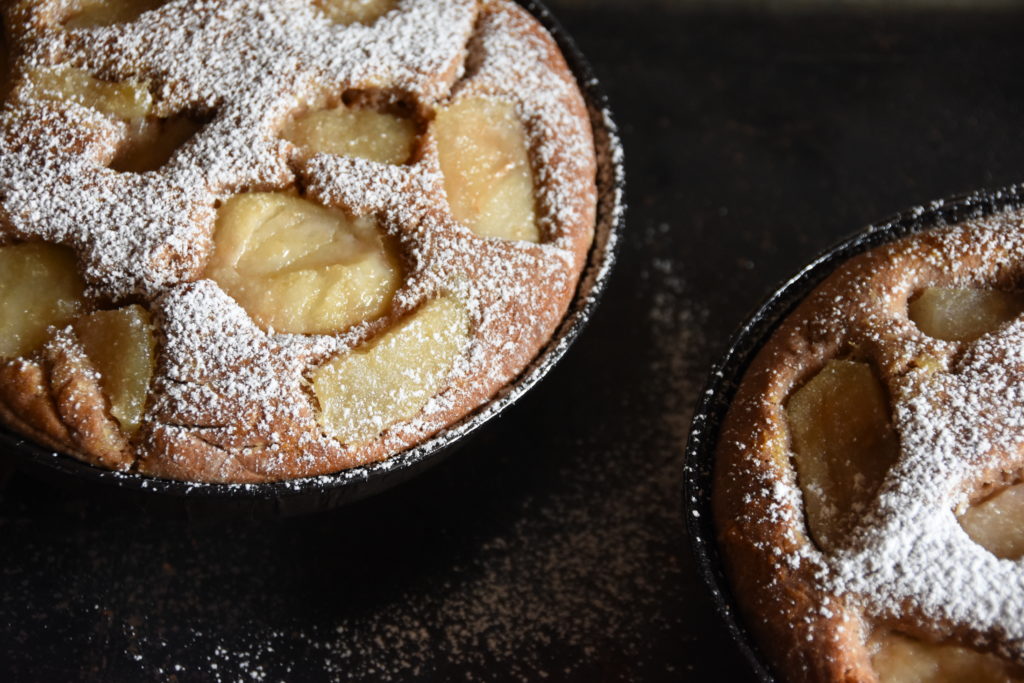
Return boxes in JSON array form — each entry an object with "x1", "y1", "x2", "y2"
[{"x1": 5, "y1": 2, "x2": 1024, "y2": 681}]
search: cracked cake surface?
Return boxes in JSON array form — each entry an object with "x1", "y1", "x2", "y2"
[
  {"x1": 714, "y1": 207, "x2": 1024, "y2": 682},
  {"x1": 0, "y1": 0, "x2": 597, "y2": 483}
]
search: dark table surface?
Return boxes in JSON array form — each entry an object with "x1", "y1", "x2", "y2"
[{"x1": 6, "y1": 3, "x2": 1024, "y2": 681}]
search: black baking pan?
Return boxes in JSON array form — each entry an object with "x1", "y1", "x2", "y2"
[
  {"x1": 682, "y1": 182, "x2": 1024, "y2": 681},
  {"x1": 0, "y1": 0, "x2": 626, "y2": 519}
]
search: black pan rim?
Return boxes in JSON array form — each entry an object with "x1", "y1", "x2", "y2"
[
  {"x1": 0, "y1": 0, "x2": 626, "y2": 508},
  {"x1": 682, "y1": 182, "x2": 1024, "y2": 682}
]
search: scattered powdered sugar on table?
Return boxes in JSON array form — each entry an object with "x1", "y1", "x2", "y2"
[{"x1": 0, "y1": 220, "x2": 712, "y2": 681}]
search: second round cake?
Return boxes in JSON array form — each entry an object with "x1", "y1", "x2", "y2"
[{"x1": 714, "y1": 204, "x2": 1024, "y2": 682}]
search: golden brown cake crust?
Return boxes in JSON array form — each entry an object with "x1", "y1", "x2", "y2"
[
  {"x1": 0, "y1": 0, "x2": 597, "y2": 482},
  {"x1": 714, "y1": 211, "x2": 1024, "y2": 682}
]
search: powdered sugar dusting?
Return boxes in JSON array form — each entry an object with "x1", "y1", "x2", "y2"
[
  {"x1": 829, "y1": 314, "x2": 1024, "y2": 652},
  {"x1": 723, "y1": 208, "x2": 1024, "y2": 661},
  {"x1": 0, "y1": 0, "x2": 597, "y2": 482},
  {"x1": 0, "y1": 220, "x2": 700, "y2": 682}
]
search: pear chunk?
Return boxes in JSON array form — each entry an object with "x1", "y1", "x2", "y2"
[
  {"x1": 281, "y1": 104, "x2": 416, "y2": 165},
  {"x1": 206, "y1": 192, "x2": 402, "y2": 335},
  {"x1": 25, "y1": 66, "x2": 152, "y2": 120},
  {"x1": 959, "y1": 483, "x2": 1024, "y2": 560},
  {"x1": 433, "y1": 97, "x2": 539, "y2": 242},
  {"x1": 0, "y1": 243, "x2": 85, "y2": 359},
  {"x1": 871, "y1": 631, "x2": 1023, "y2": 683},
  {"x1": 909, "y1": 287, "x2": 1024, "y2": 342},
  {"x1": 73, "y1": 305, "x2": 155, "y2": 433},
  {"x1": 313, "y1": 296, "x2": 469, "y2": 445},
  {"x1": 63, "y1": 0, "x2": 168, "y2": 28},
  {"x1": 786, "y1": 359, "x2": 899, "y2": 549},
  {"x1": 25, "y1": 65, "x2": 204, "y2": 172},
  {"x1": 313, "y1": 0, "x2": 398, "y2": 25}
]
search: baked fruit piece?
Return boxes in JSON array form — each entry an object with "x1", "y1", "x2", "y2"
[
  {"x1": 714, "y1": 211, "x2": 1024, "y2": 682},
  {"x1": 0, "y1": 0, "x2": 597, "y2": 483}
]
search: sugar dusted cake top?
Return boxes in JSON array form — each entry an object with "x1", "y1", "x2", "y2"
[{"x1": 0, "y1": 0, "x2": 597, "y2": 483}]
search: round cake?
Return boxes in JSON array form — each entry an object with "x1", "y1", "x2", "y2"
[
  {"x1": 0, "y1": 0, "x2": 597, "y2": 483},
  {"x1": 714, "y1": 206, "x2": 1024, "y2": 681}
]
